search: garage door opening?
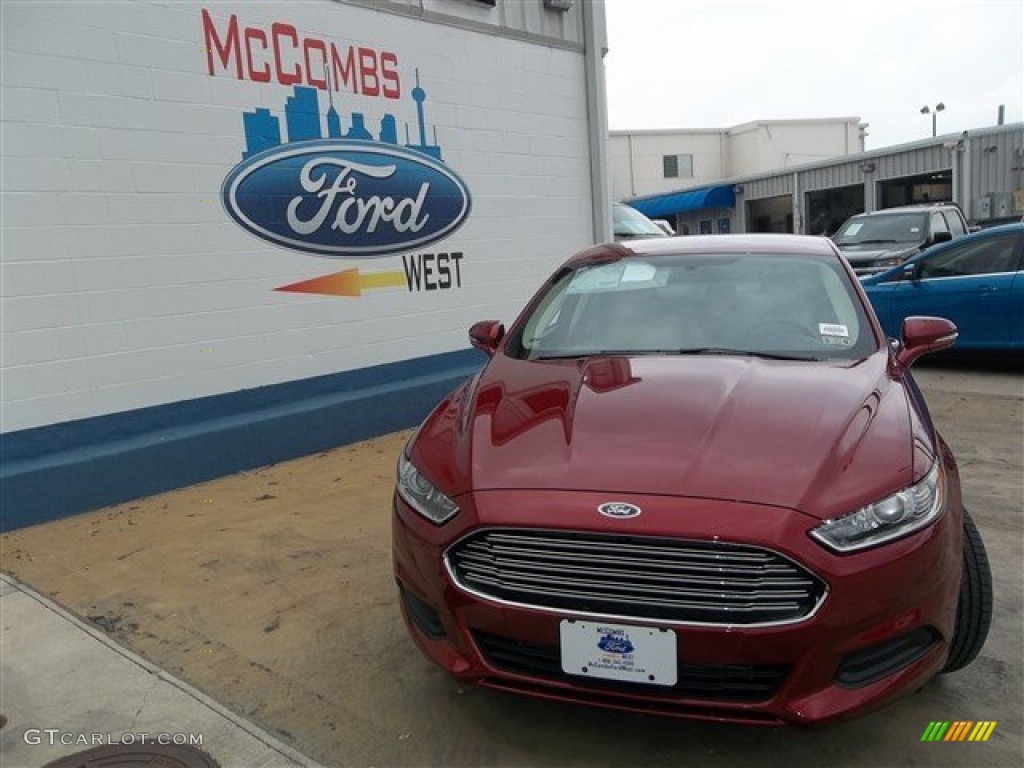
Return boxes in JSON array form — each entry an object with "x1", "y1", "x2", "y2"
[
  {"x1": 878, "y1": 171, "x2": 952, "y2": 208},
  {"x1": 746, "y1": 195, "x2": 793, "y2": 233},
  {"x1": 807, "y1": 184, "x2": 865, "y2": 236}
]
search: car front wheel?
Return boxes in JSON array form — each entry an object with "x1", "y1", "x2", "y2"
[{"x1": 941, "y1": 509, "x2": 993, "y2": 673}]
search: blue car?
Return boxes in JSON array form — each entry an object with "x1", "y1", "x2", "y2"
[{"x1": 861, "y1": 223, "x2": 1024, "y2": 352}]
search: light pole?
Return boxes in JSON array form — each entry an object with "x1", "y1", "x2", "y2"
[{"x1": 920, "y1": 103, "x2": 945, "y2": 137}]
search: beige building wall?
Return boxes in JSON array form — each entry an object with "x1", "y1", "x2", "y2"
[
  {"x1": 611, "y1": 118, "x2": 866, "y2": 200},
  {"x1": 726, "y1": 119, "x2": 865, "y2": 176}
]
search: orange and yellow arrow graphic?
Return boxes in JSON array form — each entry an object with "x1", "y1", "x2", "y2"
[{"x1": 274, "y1": 268, "x2": 407, "y2": 298}]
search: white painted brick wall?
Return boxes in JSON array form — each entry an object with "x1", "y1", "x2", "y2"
[{"x1": 1, "y1": 0, "x2": 596, "y2": 433}]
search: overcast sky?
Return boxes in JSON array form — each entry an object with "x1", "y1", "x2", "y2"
[{"x1": 603, "y1": 0, "x2": 1024, "y2": 150}]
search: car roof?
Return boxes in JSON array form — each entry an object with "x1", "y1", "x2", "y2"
[
  {"x1": 568, "y1": 234, "x2": 840, "y2": 267},
  {"x1": 964, "y1": 221, "x2": 1024, "y2": 236},
  {"x1": 909, "y1": 220, "x2": 1024, "y2": 254},
  {"x1": 850, "y1": 204, "x2": 958, "y2": 217}
]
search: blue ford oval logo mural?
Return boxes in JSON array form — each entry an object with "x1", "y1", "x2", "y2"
[
  {"x1": 221, "y1": 139, "x2": 471, "y2": 258},
  {"x1": 598, "y1": 502, "x2": 642, "y2": 519}
]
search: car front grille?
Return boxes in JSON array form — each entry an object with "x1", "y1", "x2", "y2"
[
  {"x1": 446, "y1": 529, "x2": 826, "y2": 626},
  {"x1": 473, "y1": 631, "x2": 788, "y2": 702}
]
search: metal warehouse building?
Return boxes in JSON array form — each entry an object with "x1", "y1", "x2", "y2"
[{"x1": 628, "y1": 123, "x2": 1024, "y2": 237}]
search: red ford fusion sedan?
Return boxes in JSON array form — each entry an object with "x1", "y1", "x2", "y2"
[{"x1": 392, "y1": 234, "x2": 993, "y2": 725}]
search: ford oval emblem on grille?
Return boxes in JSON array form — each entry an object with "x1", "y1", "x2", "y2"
[{"x1": 598, "y1": 502, "x2": 642, "y2": 519}]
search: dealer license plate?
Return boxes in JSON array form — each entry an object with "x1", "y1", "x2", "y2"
[{"x1": 559, "y1": 619, "x2": 677, "y2": 686}]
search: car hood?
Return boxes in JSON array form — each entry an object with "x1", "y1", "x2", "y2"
[
  {"x1": 413, "y1": 352, "x2": 932, "y2": 521},
  {"x1": 831, "y1": 244, "x2": 921, "y2": 266},
  {"x1": 836, "y1": 243, "x2": 919, "y2": 265},
  {"x1": 859, "y1": 262, "x2": 910, "y2": 286}
]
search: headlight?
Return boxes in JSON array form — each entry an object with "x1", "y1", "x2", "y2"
[
  {"x1": 873, "y1": 249, "x2": 915, "y2": 269},
  {"x1": 811, "y1": 461, "x2": 945, "y2": 553},
  {"x1": 396, "y1": 452, "x2": 459, "y2": 525}
]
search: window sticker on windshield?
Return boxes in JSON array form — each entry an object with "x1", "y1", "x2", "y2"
[
  {"x1": 567, "y1": 264, "x2": 623, "y2": 294},
  {"x1": 822, "y1": 335, "x2": 853, "y2": 347},
  {"x1": 621, "y1": 263, "x2": 658, "y2": 282},
  {"x1": 909, "y1": 227, "x2": 920, "y2": 233},
  {"x1": 844, "y1": 222, "x2": 863, "y2": 236},
  {"x1": 819, "y1": 323, "x2": 849, "y2": 338}
]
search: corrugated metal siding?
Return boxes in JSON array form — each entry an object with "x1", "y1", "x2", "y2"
[
  {"x1": 744, "y1": 175, "x2": 792, "y2": 200},
  {"x1": 875, "y1": 146, "x2": 950, "y2": 179},
  {"x1": 343, "y1": 0, "x2": 584, "y2": 47},
  {"x1": 659, "y1": 124, "x2": 1023, "y2": 222},
  {"x1": 798, "y1": 162, "x2": 862, "y2": 191},
  {"x1": 741, "y1": 146, "x2": 953, "y2": 199},
  {"x1": 968, "y1": 127, "x2": 1024, "y2": 197}
]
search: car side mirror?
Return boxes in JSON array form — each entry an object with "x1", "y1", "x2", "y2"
[
  {"x1": 468, "y1": 320, "x2": 505, "y2": 356},
  {"x1": 931, "y1": 231, "x2": 953, "y2": 246},
  {"x1": 898, "y1": 262, "x2": 920, "y2": 281},
  {"x1": 896, "y1": 316, "x2": 957, "y2": 367}
]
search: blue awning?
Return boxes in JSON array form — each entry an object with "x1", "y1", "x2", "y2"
[{"x1": 629, "y1": 185, "x2": 736, "y2": 218}]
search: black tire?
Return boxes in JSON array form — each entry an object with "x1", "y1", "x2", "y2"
[{"x1": 941, "y1": 509, "x2": 993, "y2": 673}]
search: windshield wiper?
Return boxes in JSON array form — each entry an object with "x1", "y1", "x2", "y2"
[
  {"x1": 532, "y1": 350, "x2": 658, "y2": 360},
  {"x1": 844, "y1": 238, "x2": 899, "y2": 245},
  {"x1": 676, "y1": 348, "x2": 823, "y2": 362},
  {"x1": 533, "y1": 349, "x2": 822, "y2": 362}
]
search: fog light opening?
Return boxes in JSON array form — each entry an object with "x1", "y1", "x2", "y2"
[
  {"x1": 834, "y1": 627, "x2": 941, "y2": 688},
  {"x1": 399, "y1": 584, "x2": 446, "y2": 640}
]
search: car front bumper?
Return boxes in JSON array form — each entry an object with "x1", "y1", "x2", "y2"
[{"x1": 392, "y1": 488, "x2": 962, "y2": 726}]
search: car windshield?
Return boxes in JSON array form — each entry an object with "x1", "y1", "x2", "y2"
[
  {"x1": 613, "y1": 203, "x2": 667, "y2": 238},
  {"x1": 833, "y1": 212, "x2": 928, "y2": 245},
  {"x1": 508, "y1": 253, "x2": 877, "y2": 362}
]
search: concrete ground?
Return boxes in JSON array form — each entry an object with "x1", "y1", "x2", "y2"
[
  {"x1": 0, "y1": 574, "x2": 322, "y2": 768},
  {"x1": 2, "y1": 359, "x2": 1021, "y2": 768}
]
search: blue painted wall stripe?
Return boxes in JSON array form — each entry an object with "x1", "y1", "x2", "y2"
[{"x1": 1, "y1": 349, "x2": 484, "y2": 532}]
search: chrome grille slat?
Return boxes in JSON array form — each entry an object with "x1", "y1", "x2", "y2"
[
  {"x1": 462, "y1": 550, "x2": 801, "y2": 579},
  {"x1": 467, "y1": 575, "x2": 803, "y2": 614},
  {"x1": 469, "y1": 536, "x2": 779, "y2": 563},
  {"x1": 457, "y1": 558, "x2": 816, "y2": 590},
  {"x1": 463, "y1": 543, "x2": 799, "y2": 573},
  {"x1": 456, "y1": 552, "x2": 815, "y2": 581},
  {"x1": 447, "y1": 529, "x2": 827, "y2": 626}
]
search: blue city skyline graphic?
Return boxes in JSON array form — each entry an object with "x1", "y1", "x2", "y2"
[
  {"x1": 223, "y1": 67, "x2": 471, "y2": 259},
  {"x1": 241, "y1": 69, "x2": 443, "y2": 162}
]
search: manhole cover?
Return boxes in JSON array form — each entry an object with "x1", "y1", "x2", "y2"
[{"x1": 42, "y1": 743, "x2": 220, "y2": 768}]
